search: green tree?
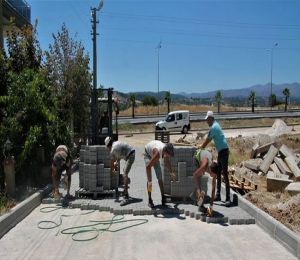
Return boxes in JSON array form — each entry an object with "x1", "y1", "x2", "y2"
[
  {"x1": 164, "y1": 91, "x2": 171, "y2": 113},
  {"x1": 0, "y1": 50, "x2": 9, "y2": 123},
  {"x1": 215, "y1": 90, "x2": 222, "y2": 113},
  {"x1": 128, "y1": 93, "x2": 136, "y2": 118},
  {"x1": 283, "y1": 88, "x2": 290, "y2": 112},
  {"x1": 45, "y1": 24, "x2": 92, "y2": 139},
  {"x1": 269, "y1": 93, "x2": 277, "y2": 107},
  {"x1": 6, "y1": 22, "x2": 42, "y2": 73},
  {"x1": 0, "y1": 22, "x2": 70, "y2": 187},
  {"x1": 248, "y1": 91, "x2": 256, "y2": 113},
  {"x1": 142, "y1": 96, "x2": 158, "y2": 106}
]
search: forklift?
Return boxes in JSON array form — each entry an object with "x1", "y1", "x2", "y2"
[
  {"x1": 92, "y1": 87, "x2": 121, "y2": 197},
  {"x1": 94, "y1": 87, "x2": 119, "y2": 145}
]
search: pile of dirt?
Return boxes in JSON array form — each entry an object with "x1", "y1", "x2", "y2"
[{"x1": 246, "y1": 192, "x2": 300, "y2": 234}]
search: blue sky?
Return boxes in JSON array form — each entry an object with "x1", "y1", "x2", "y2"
[{"x1": 29, "y1": 0, "x2": 300, "y2": 94}]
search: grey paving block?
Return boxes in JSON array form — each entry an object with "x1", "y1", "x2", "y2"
[
  {"x1": 184, "y1": 210, "x2": 190, "y2": 216},
  {"x1": 195, "y1": 213, "x2": 201, "y2": 220},
  {"x1": 206, "y1": 216, "x2": 228, "y2": 224},
  {"x1": 245, "y1": 218, "x2": 256, "y2": 225},
  {"x1": 99, "y1": 206, "x2": 110, "y2": 212},
  {"x1": 229, "y1": 219, "x2": 245, "y2": 225},
  {"x1": 200, "y1": 215, "x2": 206, "y2": 222}
]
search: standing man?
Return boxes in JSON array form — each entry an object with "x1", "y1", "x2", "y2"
[
  {"x1": 51, "y1": 145, "x2": 72, "y2": 199},
  {"x1": 105, "y1": 137, "x2": 135, "y2": 206},
  {"x1": 144, "y1": 140, "x2": 176, "y2": 208},
  {"x1": 198, "y1": 111, "x2": 231, "y2": 207},
  {"x1": 192, "y1": 148, "x2": 218, "y2": 216}
]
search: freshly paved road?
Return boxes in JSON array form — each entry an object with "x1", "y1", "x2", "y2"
[{"x1": 0, "y1": 207, "x2": 296, "y2": 260}]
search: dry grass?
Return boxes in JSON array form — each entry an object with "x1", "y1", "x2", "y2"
[
  {"x1": 117, "y1": 117, "x2": 300, "y2": 134},
  {"x1": 120, "y1": 104, "x2": 247, "y2": 116},
  {"x1": 119, "y1": 104, "x2": 300, "y2": 117}
]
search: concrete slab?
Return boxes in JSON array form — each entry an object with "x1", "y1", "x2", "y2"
[
  {"x1": 285, "y1": 182, "x2": 300, "y2": 195},
  {"x1": 266, "y1": 171, "x2": 293, "y2": 192}
]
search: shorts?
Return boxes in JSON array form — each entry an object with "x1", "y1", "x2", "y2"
[
  {"x1": 144, "y1": 151, "x2": 162, "y2": 180},
  {"x1": 53, "y1": 153, "x2": 67, "y2": 178},
  {"x1": 123, "y1": 151, "x2": 135, "y2": 176}
]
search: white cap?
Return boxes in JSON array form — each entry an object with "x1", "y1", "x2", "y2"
[
  {"x1": 104, "y1": 136, "x2": 111, "y2": 147},
  {"x1": 205, "y1": 111, "x2": 214, "y2": 120}
]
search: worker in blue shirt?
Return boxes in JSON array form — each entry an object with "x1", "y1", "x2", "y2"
[{"x1": 198, "y1": 111, "x2": 231, "y2": 207}]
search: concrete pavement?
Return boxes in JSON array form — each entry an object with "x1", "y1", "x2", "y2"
[
  {"x1": 0, "y1": 145, "x2": 298, "y2": 259},
  {"x1": 0, "y1": 207, "x2": 296, "y2": 260}
]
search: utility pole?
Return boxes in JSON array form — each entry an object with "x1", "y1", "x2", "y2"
[
  {"x1": 0, "y1": 0, "x2": 3, "y2": 49},
  {"x1": 270, "y1": 42, "x2": 278, "y2": 109},
  {"x1": 90, "y1": 0, "x2": 103, "y2": 144},
  {"x1": 156, "y1": 40, "x2": 161, "y2": 116}
]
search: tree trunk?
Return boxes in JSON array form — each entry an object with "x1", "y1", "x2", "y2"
[
  {"x1": 167, "y1": 101, "x2": 170, "y2": 113},
  {"x1": 132, "y1": 104, "x2": 135, "y2": 118},
  {"x1": 285, "y1": 97, "x2": 288, "y2": 112}
]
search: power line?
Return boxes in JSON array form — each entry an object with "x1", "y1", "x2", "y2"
[
  {"x1": 99, "y1": 37, "x2": 300, "y2": 51},
  {"x1": 100, "y1": 25, "x2": 300, "y2": 41},
  {"x1": 102, "y1": 11, "x2": 300, "y2": 30}
]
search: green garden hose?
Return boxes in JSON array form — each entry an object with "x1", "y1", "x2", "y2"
[{"x1": 38, "y1": 206, "x2": 148, "y2": 242}]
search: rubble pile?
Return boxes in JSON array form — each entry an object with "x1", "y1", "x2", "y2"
[{"x1": 237, "y1": 142, "x2": 300, "y2": 194}]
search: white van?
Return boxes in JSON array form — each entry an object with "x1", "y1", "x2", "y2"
[{"x1": 155, "y1": 110, "x2": 190, "y2": 134}]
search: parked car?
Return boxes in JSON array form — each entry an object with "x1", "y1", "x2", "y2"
[{"x1": 155, "y1": 110, "x2": 190, "y2": 134}]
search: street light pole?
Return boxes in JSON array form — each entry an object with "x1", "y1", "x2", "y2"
[
  {"x1": 90, "y1": 0, "x2": 104, "y2": 144},
  {"x1": 156, "y1": 41, "x2": 162, "y2": 116},
  {"x1": 270, "y1": 42, "x2": 278, "y2": 108}
]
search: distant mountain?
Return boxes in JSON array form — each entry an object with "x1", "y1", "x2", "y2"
[
  {"x1": 114, "y1": 91, "x2": 187, "y2": 101},
  {"x1": 178, "y1": 82, "x2": 300, "y2": 99},
  {"x1": 115, "y1": 82, "x2": 299, "y2": 105}
]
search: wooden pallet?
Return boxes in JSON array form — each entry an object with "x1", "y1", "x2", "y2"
[
  {"x1": 225, "y1": 175, "x2": 257, "y2": 193},
  {"x1": 155, "y1": 130, "x2": 170, "y2": 143}
]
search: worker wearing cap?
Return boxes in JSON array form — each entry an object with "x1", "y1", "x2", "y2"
[
  {"x1": 198, "y1": 111, "x2": 231, "y2": 207},
  {"x1": 144, "y1": 140, "x2": 176, "y2": 208},
  {"x1": 51, "y1": 145, "x2": 72, "y2": 199},
  {"x1": 193, "y1": 148, "x2": 218, "y2": 216},
  {"x1": 105, "y1": 137, "x2": 135, "y2": 206}
]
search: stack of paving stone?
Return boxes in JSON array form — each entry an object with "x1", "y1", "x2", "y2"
[
  {"x1": 163, "y1": 146, "x2": 209, "y2": 198},
  {"x1": 79, "y1": 145, "x2": 118, "y2": 192}
]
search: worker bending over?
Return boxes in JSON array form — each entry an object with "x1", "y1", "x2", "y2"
[
  {"x1": 193, "y1": 148, "x2": 218, "y2": 216},
  {"x1": 51, "y1": 145, "x2": 72, "y2": 199},
  {"x1": 105, "y1": 137, "x2": 135, "y2": 206},
  {"x1": 144, "y1": 140, "x2": 176, "y2": 208}
]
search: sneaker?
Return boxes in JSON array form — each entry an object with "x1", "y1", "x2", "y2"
[
  {"x1": 148, "y1": 199, "x2": 155, "y2": 208},
  {"x1": 120, "y1": 196, "x2": 130, "y2": 206},
  {"x1": 214, "y1": 195, "x2": 221, "y2": 202},
  {"x1": 161, "y1": 195, "x2": 166, "y2": 206},
  {"x1": 65, "y1": 193, "x2": 74, "y2": 200},
  {"x1": 199, "y1": 205, "x2": 207, "y2": 213},
  {"x1": 225, "y1": 200, "x2": 231, "y2": 207},
  {"x1": 197, "y1": 191, "x2": 205, "y2": 206}
]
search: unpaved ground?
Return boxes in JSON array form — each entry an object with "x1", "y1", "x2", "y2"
[{"x1": 119, "y1": 123, "x2": 300, "y2": 235}]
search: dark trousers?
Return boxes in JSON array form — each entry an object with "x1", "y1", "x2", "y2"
[{"x1": 216, "y1": 148, "x2": 230, "y2": 201}]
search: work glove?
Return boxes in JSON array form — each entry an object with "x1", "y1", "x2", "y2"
[
  {"x1": 170, "y1": 172, "x2": 176, "y2": 182},
  {"x1": 207, "y1": 205, "x2": 214, "y2": 217}
]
